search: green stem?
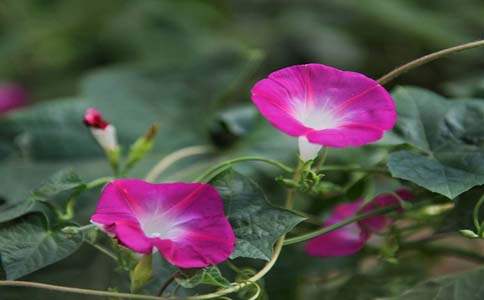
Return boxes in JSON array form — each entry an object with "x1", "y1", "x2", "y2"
[
  {"x1": 86, "y1": 177, "x2": 114, "y2": 189},
  {"x1": 283, "y1": 205, "x2": 399, "y2": 245},
  {"x1": 0, "y1": 280, "x2": 164, "y2": 300},
  {"x1": 377, "y1": 40, "x2": 484, "y2": 85},
  {"x1": 157, "y1": 271, "x2": 179, "y2": 297},
  {"x1": 145, "y1": 145, "x2": 214, "y2": 182},
  {"x1": 58, "y1": 177, "x2": 113, "y2": 221},
  {"x1": 473, "y1": 193, "x2": 484, "y2": 234},
  {"x1": 85, "y1": 241, "x2": 119, "y2": 262},
  {"x1": 318, "y1": 165, "x2": 388, "y2": 174},
  {"x1": 182, "y1": 161, "x2": 303, "y2": 300},
  {"x1": 314, "y1": 147, "x2": 329, "y2": 171},
  {"x1": 194, "y1": 156, "x2": 294, "y2": 182}
]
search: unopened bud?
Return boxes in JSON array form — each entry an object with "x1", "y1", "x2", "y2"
[{"x1": 459, "y1": 229, "x2": 479, "y2": 239}]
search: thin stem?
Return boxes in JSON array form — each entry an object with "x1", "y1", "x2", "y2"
[
  {"x1": 183, "y1": 161, "x2": 303, "y2": 300},
  {"x1": 0, "y1": 281, "x2": 165, "y2": 300},
  {"x1": 318, "y1": 165, "x2": 388, "y2": 174},
  {"x1": 194, "y1": 156, "x2": 294, "y2": 182},
  {"x1": 473, "y1": 193, "x2": 484, "y2": 234},
  {"x1": 58, "y1": 177, "x2": 113, "y2": 221},
  {"x1": 86, "y1": 177, "x2": 114, "y2": 189},
  {"x1": 85, "y1": 241, "x2": 119, "y2": 262},
  {"x1": 145, "y1": 145, "x2": 214, "y2": 182},
  {"x1": 157, "y1": 271, "x2": 179, "y2": 297},
  {"x1": 57, "y1": 189, "x2": 82, "y2": 221},
  {"x1": 283, "y1": 205, "x2": 399, "y2": 245},
  {"x1": 377, "y1": 40, "x2": 484, "y2": 85},
  {"x1": 77, "y1": 224, "x2": 96, "y2": 232},
  {"x1": 314, "y1": 147, "x2": 329, "y2": 171}
]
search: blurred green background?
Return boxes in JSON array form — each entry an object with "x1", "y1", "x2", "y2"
[
  {"x1": 1, "y1": 1, "x2": 484, "y2": 299},
  {"x1": 2, "y1": 0, "x2": 484, "y2": 103}
]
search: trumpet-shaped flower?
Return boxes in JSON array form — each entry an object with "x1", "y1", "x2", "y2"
[
  {"x1": 305, "y1": 190, "x2": 414, "y2": 257},
  {"x1": 91, "y1": 179, "x2": 235, "y2": 268},
  {"x1": 251, "y1": 64, "x2": 396, "y2": 161},
  {"x1": 0, "y1": 83, "x2": 28, "y2": 114}
]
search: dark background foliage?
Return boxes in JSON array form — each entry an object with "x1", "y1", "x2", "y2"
[{"x1": 1, "y1": 1, "x2": 484, "y2": 299}]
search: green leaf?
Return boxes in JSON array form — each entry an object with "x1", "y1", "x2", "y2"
[
  {"x1": 0, "y1": 213, "x2": 82, "y2": 280},
  {"x1": 0, "y1": 169, "x2": 85, "y2": 223},
  {"x1": 384, "y1": 267, "x2": 484, "y2": 300},
  {"x1": 210, "y1": 169, "x2": 305, "y2": 260},
  {"x1": 387, "y1": 87, "x2": 484, "y2": 199},
  {"x1": 175, "y1": 266, "x2": 230, "y2": 289},
  {"x1": 31, "y1": 169, "x2": 84, "y2": 200}
]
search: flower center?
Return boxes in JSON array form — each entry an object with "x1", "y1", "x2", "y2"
[
  {"x1": 294, "y1": 101, "x2": 340, "y2": 130},
  {"x1": 139, "y1": 214, "x2": 183, "y2": 240}
]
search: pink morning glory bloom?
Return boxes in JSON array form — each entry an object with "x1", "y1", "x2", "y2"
[
  {"x1": 91, "y1": 179, "x2": 235, "y2": 268},
  {"x1": 305, "y1": 190, "x2": 414, "y2": 257},
  {"x1": 0, "y1": 83, "x2": 28, "y2": 114},
  {"x1": 251, "y1": 64, "x2": 396, "y2": 161}
]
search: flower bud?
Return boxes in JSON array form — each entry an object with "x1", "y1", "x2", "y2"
[{"x1": 83, "y1": 108, "x2": 118, "y2": 152}]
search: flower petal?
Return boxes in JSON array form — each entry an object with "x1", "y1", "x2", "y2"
[
  {"x1": 306, "y1": 123, "x2": 384, "y2": 147},
  {"x1": 305, "y1": 201, "x2": 370, "y2": 257},
  {"x1": 251, "y1": 64, "x2": 396, "y2": 147},
  {"x1": 90, "y1": 179, "x2": 235, "y2": 267},
  {"x1": 153, "y1": 216, "x2": 235, "y2": 268},
  {"x1": 305, "y1": 224, "x2": 370, "y2": 257}
]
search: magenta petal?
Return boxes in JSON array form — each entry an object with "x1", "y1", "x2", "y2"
[
  {"x1": 91, "y1": 179, "x2": 235, "y2": 267},
  {"x1": 305, "y1": 201, "x2": 370, "y2": 257},
  {"x1": 306, "y1": 124, "x2": 384, "y2": 147},
  {"x1": 153, "y1": 216, "x2": 235, "y2": 268},
  {"x1": 305, "y1": 223, "x2": 370, "y2": 257},
  {"x1": 251, "y1": 64, "x2": 396, "y2": 148}
]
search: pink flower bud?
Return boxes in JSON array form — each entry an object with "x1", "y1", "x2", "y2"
[
  {"x1": 83, "y1": 108, "x2": 118, "y2": 152},
  {"x1": 83, "y1": 108, "x2": 109, "y2": 129}
]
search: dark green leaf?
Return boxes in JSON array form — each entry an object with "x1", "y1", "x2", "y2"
[
  {"x1": 387, "y1": 87, "x2": 484, "y2": 199},
  {"x1": 175, "y1": 266, "x2": 230, "y2": 289},
  {"x1": 0, "y1": 169, "x2": 84, "y2": 223},
  {"x1": 210, "y1": 169, "x2": 305, "y2": 260},
  {"x1": 0, "y1": 213, "x2": 82, "y2": 279},
  {"x1": 384, "y1": 267, "x2": 484, "y2": 300}
]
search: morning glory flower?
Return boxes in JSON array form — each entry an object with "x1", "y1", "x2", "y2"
[
  {"x1": 83, "y1": 108, "x2": 118, "y2": 152},
  {"x1": 91, "y1": 179, "x2": 235, "y2": 268},
  {"x1": 305, "y1": 190, "x2": 414, "y2": 257},
  {"x1": 251, "y1": 64, "x2": 396, "y2": 161},
  {"x1": 0, "y1": 83, "x2": 28, "y2": 115}
]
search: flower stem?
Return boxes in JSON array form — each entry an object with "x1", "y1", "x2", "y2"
[
  {"x1": 0, "y1": 280, "x2": 164, "y2": 300},
  {"x1": 377, "y1": 40, "x2": 484, "y2": 85},
  {"x1": 86, "y1": 177, "x2": 114, "y2": 189},
  {"x1": 157, "y1": 271, "x2": 180, "y2": 297},
  {"x1": 58, "y1": 177, "x2": 113, "y2": 221},
  {"x1": 318, "y1": 165, "x2": 388, "y2": 174},
  {"x1": 182, "y1": 161, "x2": 303, "y2": 300},
  {"x1": 145, "y1": 145, "x2": 214, "y2": 182},
  {"x1": 283, "y1": 204, "x2": 399, "y2": 246},
  {"x1": 473, "y1": 193, "x2": 484, "y2": 235},
  {"x1": 85, "y1": 241, "x2": 119, "y2": 262},
  {"x1": 194, "y1": 156, "x2": 294, "y2": 182}
]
